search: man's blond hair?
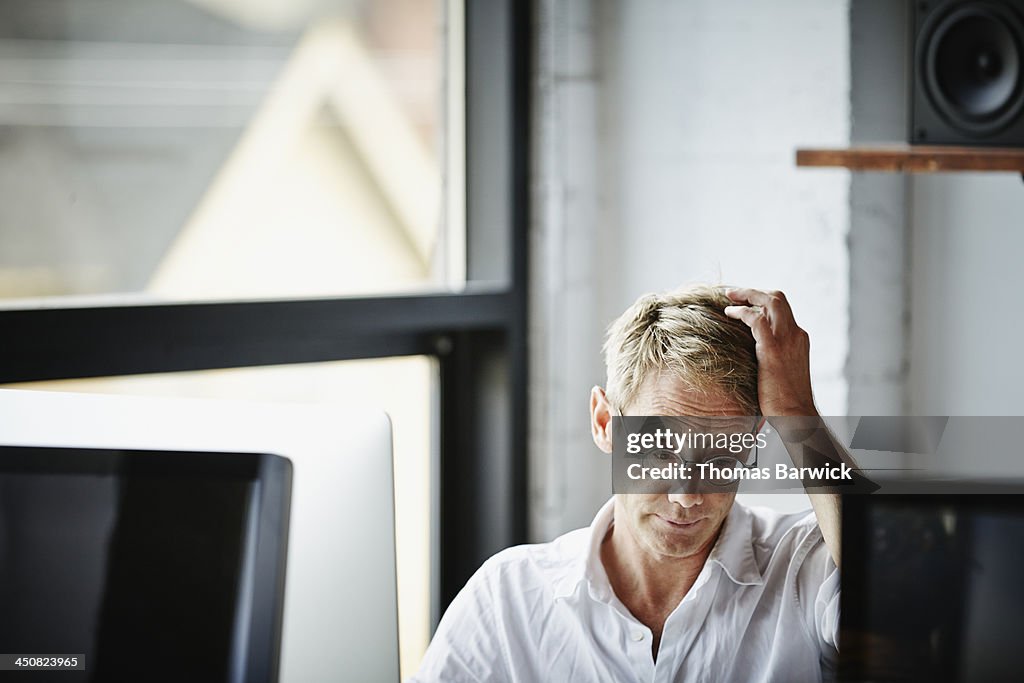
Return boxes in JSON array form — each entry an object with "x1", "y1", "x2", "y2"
[{"x1": 603, "y1": 284, "x2": 759, "y2": 414}]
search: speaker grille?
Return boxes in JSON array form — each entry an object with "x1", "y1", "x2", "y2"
[{"x1": 913, "y1": 0, "x2": 1024, "y2": 144}]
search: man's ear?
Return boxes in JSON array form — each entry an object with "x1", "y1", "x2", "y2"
[{"x1": 590, "y1": 385, "x2": 614, "y2": 454}]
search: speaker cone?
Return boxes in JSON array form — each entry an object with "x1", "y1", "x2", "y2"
[{"x1": 920, "y1": 2, "x2": 1024, "y2": 137}]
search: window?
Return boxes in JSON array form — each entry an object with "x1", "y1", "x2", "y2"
[
  {"x1": 0, "y1": 0, "x2": 464, "y2": 303},
  {"x1": 0, "y1": 0, "x2": 527, "y2": 677}
]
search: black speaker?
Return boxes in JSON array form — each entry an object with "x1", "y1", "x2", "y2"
[{"x1": 911, "y1": 0, "x2": 1024, "y2": 145}]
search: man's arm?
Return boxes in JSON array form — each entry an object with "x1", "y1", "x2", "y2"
[
  {"x1": 723, "y1": 287, "x2": 868, "y2": 567},
  {"x1": 773, "y1": 420, "x2": 867, "y2": 566}
]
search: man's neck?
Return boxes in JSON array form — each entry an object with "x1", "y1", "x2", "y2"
[
  {"x1": 599, "y1": 516, "x2": 721, "y2": 660},
  {"x1": 601, "y1": 522, "x2": 711, "y2": 610}
]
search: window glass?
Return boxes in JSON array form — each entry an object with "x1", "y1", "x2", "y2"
[{"x1": 0, "y1": 0, "x2": 463, "y2": 303}]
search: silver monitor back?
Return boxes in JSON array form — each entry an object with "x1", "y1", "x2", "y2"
[{"x1": 0, "y1": 388, "x2": 399, "y2": 683}]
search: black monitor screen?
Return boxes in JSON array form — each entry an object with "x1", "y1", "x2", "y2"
[
  {"x1": 840, "y1": 493, "x2": 1024, "y2": 683},
  {"x1": 0, "y1": 447, "x2": 291, "y2": 683}
]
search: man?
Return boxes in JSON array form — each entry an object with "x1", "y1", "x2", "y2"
[{"x1": 412, "y1": 285, "x2": 848, "y2": 682}]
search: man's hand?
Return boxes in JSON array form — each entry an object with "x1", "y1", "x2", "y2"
[
  {"x1": 724, "y1": 287, "x2": 848, "y2": 566},
  {"x1": 723, "y1": 287, "x2": 816, "y2": 418}
]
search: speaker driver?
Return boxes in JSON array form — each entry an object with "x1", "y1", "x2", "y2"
[{"x1": 919, "y1": 2, "x2": 1024, "y2": 137}]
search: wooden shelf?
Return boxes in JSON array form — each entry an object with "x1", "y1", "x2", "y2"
[{"x1": 795, "y1": 145, "x2": 1024, "y2": 173}]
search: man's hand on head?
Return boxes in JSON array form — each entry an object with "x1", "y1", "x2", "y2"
[
  {"x1": 723, "y1": 288, "x2": 816, "y2": 418},
  {"x1": 723, "y1": 287, "x2": 873, "y2": 566}
]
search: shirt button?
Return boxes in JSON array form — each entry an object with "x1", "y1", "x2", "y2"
[{"x1": 630, "y1": 630, "x2": 645, "y2": 642}]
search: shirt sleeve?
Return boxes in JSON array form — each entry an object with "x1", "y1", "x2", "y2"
[
  {"x1": 796, "y1": 532, "x2": 841, "y2": 657},
  {"x1": 814, "y1": 551, "x2": 841, "y2": 652},
  {"x1": 407, "y1": 562, "x2": 510, "y2": 683}
]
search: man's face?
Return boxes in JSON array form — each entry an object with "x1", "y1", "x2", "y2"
[{"x1": 610, "y1": 373, "x2": 749, "y2": 559}]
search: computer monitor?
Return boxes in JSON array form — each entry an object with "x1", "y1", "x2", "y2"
[
  {"x1": 839, "y1": 490, "x2": 1024, "y2": 682},
  {"x1": 0, "y1": 446, "x2": 291, "y2": 683},
  {"x1": 0, "y1": 388, "x2": 399, "y2": 683}
]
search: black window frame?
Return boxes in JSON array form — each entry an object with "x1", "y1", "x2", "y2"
[{"x1": 0, "y1": 0, "x2": 530, "y2": 626}]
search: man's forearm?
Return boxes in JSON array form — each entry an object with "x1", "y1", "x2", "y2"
[
  {"x1": 807, "y1": 492, "x2": 841, "y2": 566},
  {"x1": 773, "y1": 417, "x2": 873, "y2": 566}
]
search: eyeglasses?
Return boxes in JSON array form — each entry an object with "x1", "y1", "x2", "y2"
[{"x1": 612, "y1": 404, "x2": 760, "y2": 488}]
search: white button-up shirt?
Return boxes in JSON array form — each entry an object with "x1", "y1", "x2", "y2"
[{"x1": 411, "y1": 498, "x2": 840, "y2": 683}]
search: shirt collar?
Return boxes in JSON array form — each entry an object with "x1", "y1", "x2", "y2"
[
  {"x1": 552, "y1": 497, "x2": 763, "y2": 601},
  {"x1": 706, "y1": 501, "x2": 764, "y2": 586},
  {"x1": 552, "y1": 497, "x2": 615, "y2": 601}
]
